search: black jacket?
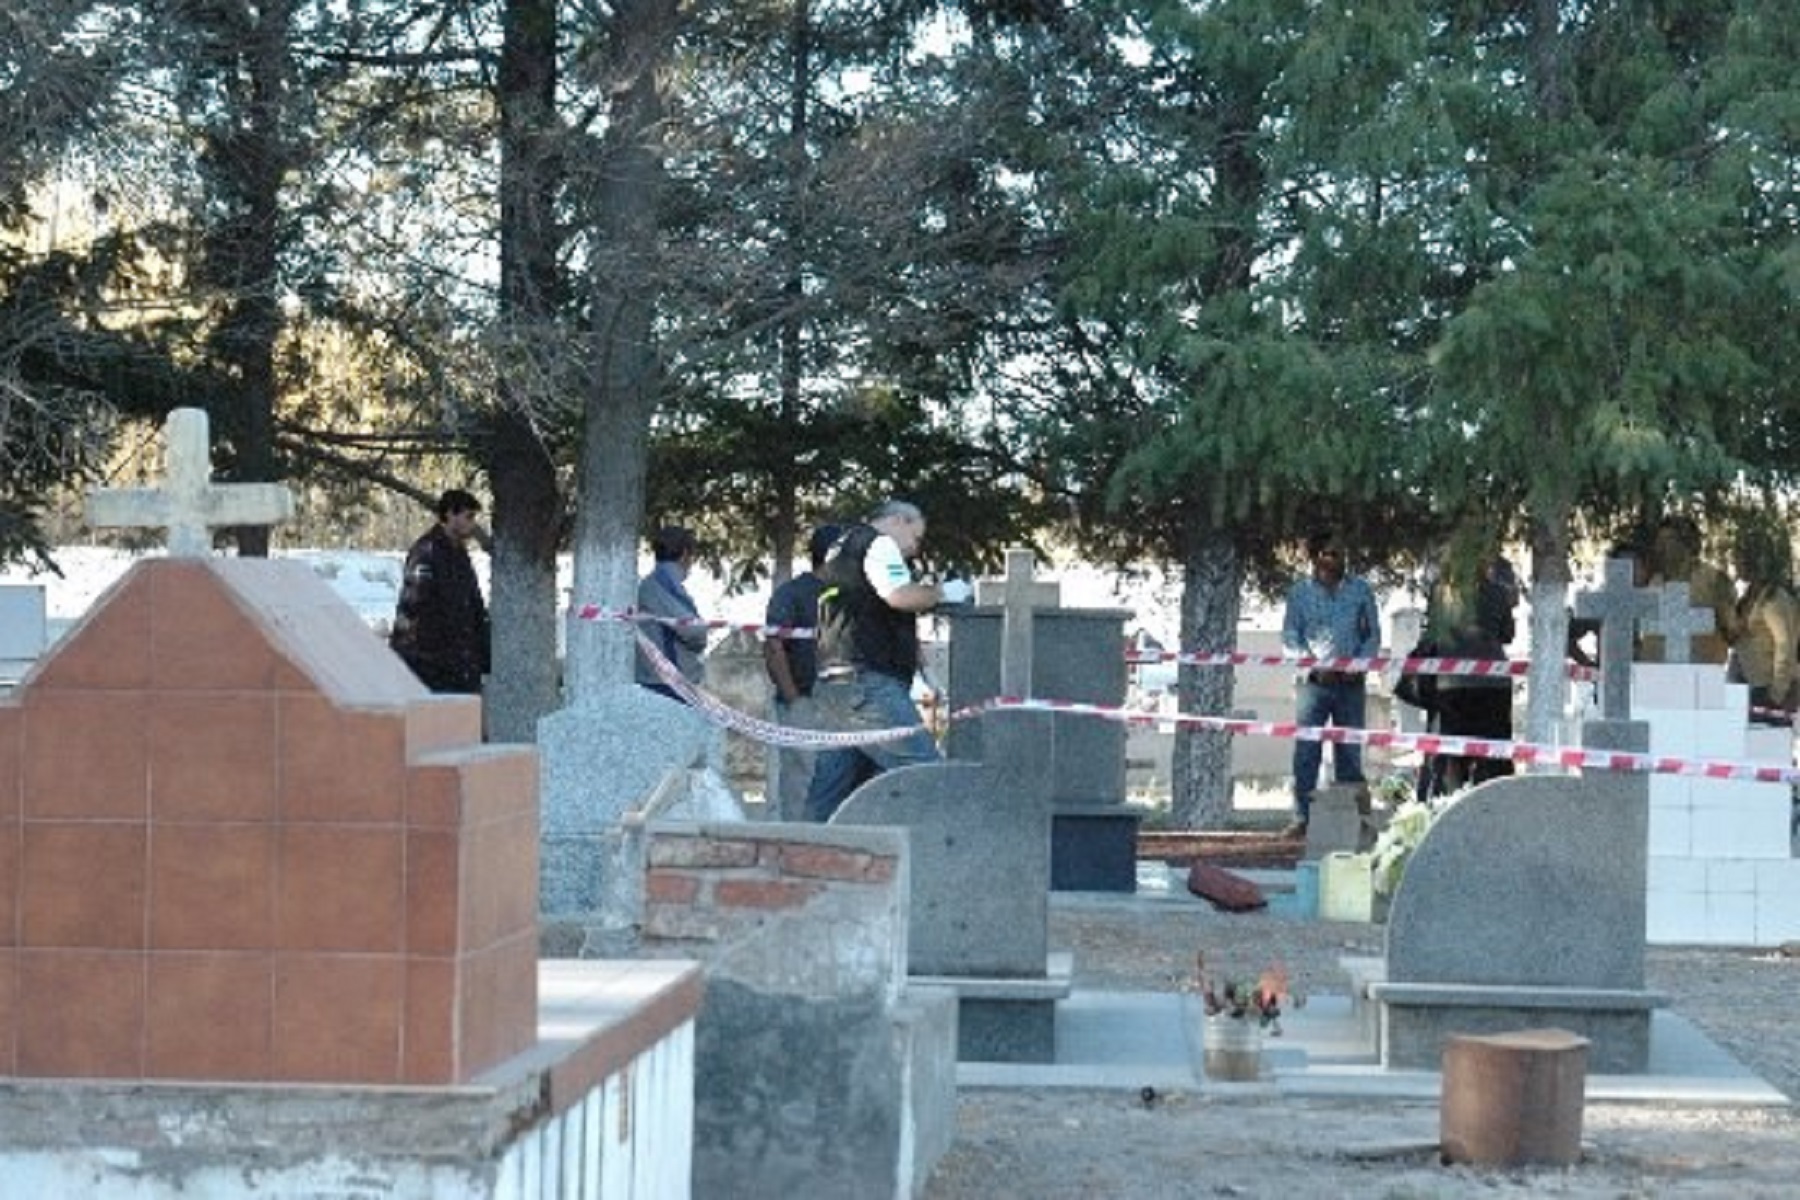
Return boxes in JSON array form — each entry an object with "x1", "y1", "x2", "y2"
[{"x1": 390, "y1": 525, "x2": 490, "y2": 693}]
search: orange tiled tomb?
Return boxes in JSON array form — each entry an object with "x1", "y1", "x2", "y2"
[{"x1": 0, "y1": 558, "x2": 539, "y2": 1084}]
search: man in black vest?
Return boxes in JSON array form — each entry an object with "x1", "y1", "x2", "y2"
[
  {"x1": 804, "y1": 500, "x2": 970, "y2": 821},
  {"x1": 390, "y1": 488, "x2": 491, "y2": 695}
]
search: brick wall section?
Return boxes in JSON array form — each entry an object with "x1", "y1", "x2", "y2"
[{"x1": 643, "y1": 830, "x2": 902, "y2": 944}]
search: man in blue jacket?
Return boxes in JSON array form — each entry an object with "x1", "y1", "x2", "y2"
[{"x1": 1281, "y1": 529, "x2": 1381, "y2": 836}]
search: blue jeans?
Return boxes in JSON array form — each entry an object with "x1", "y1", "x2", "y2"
[
  {"x1": 1292, "y1": 677, "x2": 1367, "y2": 820},
  {"x1": 804, "y1": 670, "x2": 939, "y2": 822}
]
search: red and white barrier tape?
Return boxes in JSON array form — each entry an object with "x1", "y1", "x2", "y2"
[
  {"x1": 635, "y1": 630, "x2": 930, "y2": 749},
  {"x1": 572, "y1": 604, "x2": 1592, "y2": 680},
  {"x1": 577, "y1": 604, "x2": 815, "y2": 640},
  {"x1": 982, "y1": 695, "x2": 1800, "y2": 785},
  {"x1": 637, "y1": 627, "x2": 1797, "y2": 783},
  {"x1": 1126, "y1": 648, "x2": 1596, "y2": 682}
]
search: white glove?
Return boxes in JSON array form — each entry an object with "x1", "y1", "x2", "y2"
[{"x1": 938, "y1": 578, "x2": 973, "y2": 605}]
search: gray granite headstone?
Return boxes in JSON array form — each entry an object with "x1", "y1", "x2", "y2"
[
  {"x1": 1374, "y1": 718, "x2": 1662, "y2": 1072},
  {"x1": 997, "y1": 547, "x2": 1043, "y2": 698},
  {"x1": 946, "y1": 605, "x2": 1138, "y2": 890},
  {"x1": 1303, "y1": 783, "x2": 1366, "y2": 859},
  {"x1": 837, "y1": 708, "x2": 1054, "y2": 977},
  {"x1": 1572, "y1": 559, "x2": 1658, "y2": 720},
  {"x1": 835, "y1": 708, "x2": 1062, "y2": 1061},
  {"x1": 537, "y1": 683, "x2": 735, "y2": 929}
]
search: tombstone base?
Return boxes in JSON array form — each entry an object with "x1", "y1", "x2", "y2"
[
  {"x1": 1371, "y1": 982, "x2": 1662, "y2": 1073},
  {"x1": 0, "y1": 960, "x2": 701, "y2": 1198},
  {"x1": 1051, "y1": 805, "x2": 1143, "y2": 892},
  {"x1": 915, "y1": 952, "x2": 1074, "y2": 1064}
]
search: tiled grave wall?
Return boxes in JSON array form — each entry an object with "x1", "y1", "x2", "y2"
[{"x1": 0, "y1": 560, "x2": 540, "y2": 1084}]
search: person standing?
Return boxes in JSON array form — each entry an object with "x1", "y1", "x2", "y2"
[
  {"x1": 1420, "y1": 550, "x2": 1519, "y2": 798},
  {"x1": 804, "y1": 500, "x2": 970, "y2": 822},
  {"x1": 390, "y1": 488, "x2": 491, "y2": 695},
  {"x1": 762, "y1": 523, "x2": 839, "y2": 821},
  {"x1": 1281, "y1": 529, "x2": 1381, "y2": 836},
  {"x1": 635, "y1": 525, "x2": 709, "y2": 701}
]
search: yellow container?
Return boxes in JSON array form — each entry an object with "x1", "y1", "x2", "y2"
[{"x1": 1320, "y1": 851, "x2": 1375, "y2": 922}]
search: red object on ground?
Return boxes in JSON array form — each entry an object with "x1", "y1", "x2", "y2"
[{"x1": 1185, "y1": 860, "x2": 1267, "y2": 912}]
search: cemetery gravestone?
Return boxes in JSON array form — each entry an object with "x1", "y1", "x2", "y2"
[
  {"x1": 636, "y1": 822, "x2": 958, "y2": 1198},
  {"x1": 1368, "y1": 570, "x2": 1664, "y2": 1072},
  {"x1": 1572, "y1": 558, "x2": 1657, "y2": 719},
  {"x1": 1638, "y1": 581, "x2": 1714, "y2": 665},
  {"x1": 0, "y1": 408, "x2": 705, "y2": 1196},
  {"x1": 86, "y1": 408, "x2": 293, "y2": 556},
  {"x1": 947, "y1": 552, "x2": 1139, "y2": 891},
  {"x1": 836, "y1": 707, "x2": 1068, "y2": 1062}
]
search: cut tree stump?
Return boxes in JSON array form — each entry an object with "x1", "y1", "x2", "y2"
[{"x1": 1440, "y1": 1028, "x2": 1589, "y2": 1167}]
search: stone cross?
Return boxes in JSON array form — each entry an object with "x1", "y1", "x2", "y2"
[
  {"x1": 86, "y1": 408, "x2": 294, "y2": 557},
  {"x1": 998, "y1": 547, "x2": 1048, "y2": 698},
  {"x1": 1572, "y1": 557, "x2": 1658, "y2": 719},
  {"x1": 1641, "y1": 581, "x2": 1714, "y2": 665}
]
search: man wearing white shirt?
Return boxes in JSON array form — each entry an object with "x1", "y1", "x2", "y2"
[{"x1": 804, "y1": 499, "x2": 971, "y2": 821}]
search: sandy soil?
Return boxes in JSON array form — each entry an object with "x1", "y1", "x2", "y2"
[{"x1": 922, "y1": 900, "x2": 1800, "y2": 1199}]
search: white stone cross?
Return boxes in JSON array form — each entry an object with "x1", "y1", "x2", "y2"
[
  {"x1": 1641, "y1": 581, "x2": 1715, "y2": 665},
  {"x1": 1573, "y1": 557, "x2": 1658, "y2": 720},
  {"x1": 85, "y1": 408, "x2": 294, "y2": 556}
]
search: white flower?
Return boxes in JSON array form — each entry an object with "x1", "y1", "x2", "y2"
[{"x1": 1370, "y1": 788, "x2": 1467, "y2": 897}]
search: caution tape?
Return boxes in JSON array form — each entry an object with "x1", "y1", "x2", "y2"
[
  {"x1": 570, "y1": 603, "x2": 1591, "y2": 680},
  {"x1": 576, "y1": 604, "x2": 815, "y2": 640},
  {"x1": 635, "y1": 626, "x2": 1797, "y2": 785},
  {"x1": 1126, "y1": 648, "x2": 1596, "y2": 682},
  {"x1": 981, "y1": 695, "x2": 1800, "y2": 785},
  {"x1": 634, "y1": 630, "x2": 930, "y2": 749}
]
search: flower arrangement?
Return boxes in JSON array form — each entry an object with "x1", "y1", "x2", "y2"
[
  {"x1": 1370, "y1": 772, "x2": 1416, "y2": 809},
  {"x1": 1193, "y1": 953, "x2": 1301, "y2": 1035},
  {"x1": 1370, "y1": 786, "x2": 1467, "y2": 897}
]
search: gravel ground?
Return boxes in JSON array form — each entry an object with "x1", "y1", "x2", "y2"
[{"x1": 923, "y1": 899, "x2": 1800, "y2": 1199}]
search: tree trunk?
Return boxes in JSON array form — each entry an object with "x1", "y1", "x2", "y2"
[
  {"x1": 225, "y1": 0, "x2": 293, "y2": 558},
  {"x1": 1170, "y1": 530, "x2": 1243, "y2": 829},
  {"x1": 767, "y1": 0, "x2": 811, "y2": 590},
  {"x1": 565, "y1": 0, "x2": 680, "y2": 702},
  {"x1": 486, "y1": 413, "x2": 562, "y2": 741},
  {"x1": 485, "y1": 0, "x2": 566, "y2": 741},
  {"x1": 1523, "y1": 501, "x2": 1574, "y2": 749}
]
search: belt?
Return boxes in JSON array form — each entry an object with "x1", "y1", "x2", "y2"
[{"x1": 1307, "y1": 670, "x2": 1364, "y2": 686}]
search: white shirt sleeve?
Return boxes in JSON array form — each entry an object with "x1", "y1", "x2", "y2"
[{"x1": 862, "y1": 534, "x2": 914, "y2": 602}]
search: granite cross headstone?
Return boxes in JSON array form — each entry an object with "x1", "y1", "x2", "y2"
[
  {"x1": 86, "y1": 407, "x2": 294, "y2": 556},
  {"x1": 999, "y1": 547, "x2": 1042, "y2": 698},
  {"x1": 1572, "y1": 557, "x2": 1658, "y2": 720},
  {"x1": 1640, "y1": 581, "x2": 1714, "y2": 665}
]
